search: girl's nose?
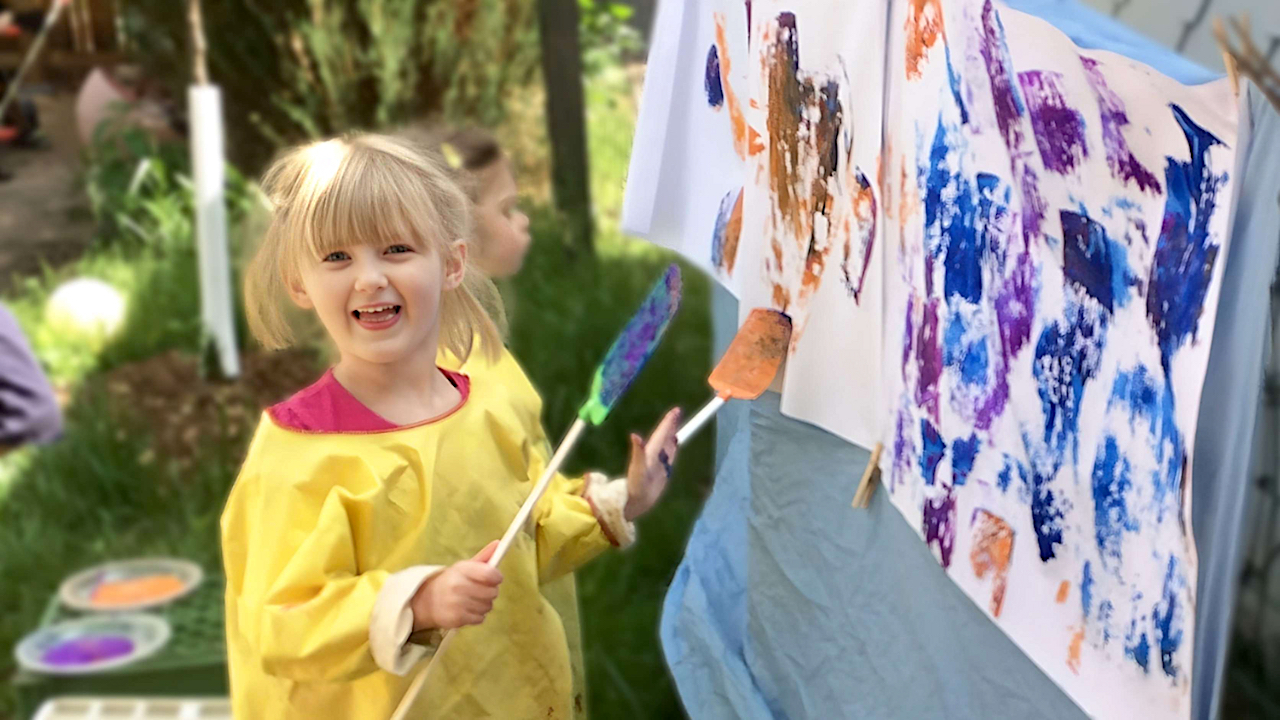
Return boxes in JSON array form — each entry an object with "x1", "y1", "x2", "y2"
[{"x1": 352, "y1": 260, "x2": 389, "y2": 293}]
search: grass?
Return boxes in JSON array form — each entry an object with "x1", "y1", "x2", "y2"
[{"x1": 0, "y1": 64, "x2": 706, "y2": 719}]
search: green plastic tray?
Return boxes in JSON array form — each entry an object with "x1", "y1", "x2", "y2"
[{"x1": 12, "y1": 572, "x2": 228, "y2": 720}]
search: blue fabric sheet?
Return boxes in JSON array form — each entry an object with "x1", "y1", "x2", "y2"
[{"x1": 659, "y1": 3, "x2": 1279, "y2": 718}]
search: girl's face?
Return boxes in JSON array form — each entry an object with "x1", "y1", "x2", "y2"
[
  {"x1": 289, "y1": 238, "x2": 464, "y2": 368},
  {"x1": 472, "y1": 159, "x2": 531, "y2": 279}
]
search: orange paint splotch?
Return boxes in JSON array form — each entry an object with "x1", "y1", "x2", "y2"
[
  {"x1": 1056, "y1": 581, "x2": 1070, "y2": 604},
  {"x1": 1067, "y1": 626, "x2": 1085, "y2": 674},
  {"x1": 905, "y1": 0, "x2": 946, "y2": 81},
  {"x1": 772, "y1": 283, "x2": 791, "y2": 312},
  {"x1": 714, "y1": 13, "x2": 750, "y2": 160},
  {"x1": 969, "y1": 510, "x2": 1014, "y2": 617}
]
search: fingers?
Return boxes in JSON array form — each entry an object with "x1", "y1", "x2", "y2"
[
  {"x1": 471, "y1": 539, "x2": 500, "y2": 565},
  {"x1": 456, "y1": 560, "x2": 503, "y2": 587},
  {"x1": 647, "y1": 407, "x2": 682, "y2": 450}
]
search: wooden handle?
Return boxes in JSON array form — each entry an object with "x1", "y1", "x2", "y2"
[{"x1": 389, "y1": 418, "x2": 590, "y2": 719}]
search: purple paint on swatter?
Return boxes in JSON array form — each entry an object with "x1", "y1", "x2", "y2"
[
  {"x1": 42, "y1": 635, "x2": 135, "y2": 666},
  {"x1": 578, "y1": 264, "x2": 682, "y2": 425}
]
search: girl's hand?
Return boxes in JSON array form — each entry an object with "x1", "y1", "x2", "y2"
[
  {"x1": 410, "y1": 540, "x2": 503, "y2": 631},
  {"x1": 624, "y1": 407, "x2": 682, "y2": 521}
]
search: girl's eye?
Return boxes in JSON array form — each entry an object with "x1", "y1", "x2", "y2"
[
  {"x1": 323, "y1": 251, "x2": 350, "y2": 262},
  {"x1": 386, "y1": 244, "x2": 414, "y2": 255}
]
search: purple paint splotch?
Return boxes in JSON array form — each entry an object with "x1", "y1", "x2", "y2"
[
  {"x1": 995, "y1": 250, "x2": 1035, "y2": 359},
  {"x1": 1018, "y1": 70, "x2": 1088, "y2": 175},
  {"x1": 1147, "y1": 104, "x2": 1228, "y2": 372},
  {"x1": 923, "y1": 489, "x2": 958, "y2": 568},
  {"x1": 977, "y1": 0, "x2": 1025, "y2": 150},
  {"x1": 917, "y1": 298, "x2": 943, "y2": 422},
  {"x1": 705, "y1": 45, "x2": 725, "y2": 108},
  {"x1": 42, "y1": 635, "x2": 135, "y2": 666},
  {"x1": 1081, "y1": 57, "x2": 1162, "y2": 194},
  {"x1": 587, "y1": 264, "x2": 682, "y2": 422}
]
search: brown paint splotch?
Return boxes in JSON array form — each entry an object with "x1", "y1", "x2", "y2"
[
  {"x1": 715, "y1": 13, "x2": 751, "y2": 160},
  {"x1": 969, "y1": 509, "x2": 1014, "y2": 617},
  {"x1": 905, "y1": 0, "x2": 946, "y2": 80},
  {"x1": 758, "y1": 11, "x2": 846, "y2": 331}
]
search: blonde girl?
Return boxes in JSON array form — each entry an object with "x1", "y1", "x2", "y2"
[{"x1": 222, "y1": 133, "x2": 681, "y2": 719}]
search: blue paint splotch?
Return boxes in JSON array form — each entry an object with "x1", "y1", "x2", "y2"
[
  {"x1": 1081, "y1": 561, "x2": 1095, "y2": 618},
  {"x1": 1126, "y1": 619, "x2": 1152, "y2": 673},
  {"x1": 1018, "y1": 70, "x2": 1089, "y2": 175},
  {"x1": 1109, "y1": 366, "x2": 1184, "y2": 518},
  {"x1": 920, "y1": 419, "x2": 946, "y2": 485},
  {"x1": 1080, "y1": 57, "x2": 1162, "y2": 194},
  {"x1": 945, "y1": 44, "x2": 971, "y2": 126},
  {"x1": 1033, "y1": 302, "x2": 1106, "y2": 459},
  {"x1": 1147, "y1": 104, "x2": 1228, "y2": 371},
  {"x1": 1154, "y1": 555, "x2": 1185, "y2": 679},
  {"x1": 923, "y1": 489, "x2": 958, "y2": 568},
  {"x1": 710, "y1": 187, "x2": 744, "y2": 273},
  {"x1": 1061, "y1": 209, "x2": 1132, "y2": 312},
  {"x1": 943, "y1": 313, "x2": 990, "y2": 387},
  {"x1": 952, "y1": 435, "x2": 980, "y2": 485},
  {"x1": 1091, "y1": 436, "x2": 1138, "y2": 569},
  {"x1": 1028, "y1": 459, "x2": 1067, "y2": 561},
  {"x1": 705, "y1": 45, "x2": 725, "y2": 107}
]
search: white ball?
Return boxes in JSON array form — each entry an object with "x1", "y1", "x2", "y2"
[{"x1": 45, "y1": 278, "x2": 128, "y2": 340}]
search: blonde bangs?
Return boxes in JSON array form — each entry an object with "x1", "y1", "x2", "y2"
[{"x1": 265, "y1": 137, "x2": 466, "y2": 277}]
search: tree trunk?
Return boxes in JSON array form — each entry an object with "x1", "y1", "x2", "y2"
[{"x1": 536, "y1": 0, "x2": 593, "y2": 256}]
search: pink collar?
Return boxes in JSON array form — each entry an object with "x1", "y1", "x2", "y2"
[{"x1": 268, "y1": 368, "x2": 470, "y2": 433}]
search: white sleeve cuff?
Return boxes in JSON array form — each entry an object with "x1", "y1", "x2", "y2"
[
  {"x1": 585, "y1": 472, "x2": 636, "y2": 548},
  {"x1": 370, "y1": 565, "x2": 446, "y2": 675}
]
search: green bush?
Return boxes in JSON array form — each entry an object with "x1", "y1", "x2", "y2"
[{"x1": 117, "y1": 0, "x2": 540, "y2": 171}]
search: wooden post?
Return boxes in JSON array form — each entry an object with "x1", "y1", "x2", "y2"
[{"x1": 536, "y1": 0, "x2": 593, "y2": 256}]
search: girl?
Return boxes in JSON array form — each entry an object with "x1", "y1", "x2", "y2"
[
  {"x1": 421, "y1": 127, "x2": 651, "y2": 720},
  {"x1": 222, "y1": 133, "x2": 681, "y2": 719}
]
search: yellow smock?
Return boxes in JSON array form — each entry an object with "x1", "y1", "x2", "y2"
[
  {"x1": 438, "y1": 344, "x2": 594, "y2": 720},
  {"x1": 221, "y1": 363, "x2": 615, "y2": 719}
]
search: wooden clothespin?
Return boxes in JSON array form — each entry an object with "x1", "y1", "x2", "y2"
[
  {"x1": 1214, "y1": 17, "x2": 1241, "y2": 98},
  {"x1": 852, "y1": 442, "x2": 883, "y2": 509}
]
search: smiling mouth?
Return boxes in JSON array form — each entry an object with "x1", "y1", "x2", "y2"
[{"x1": 352, "y1": 305, "x2": 402, "y2": 322}]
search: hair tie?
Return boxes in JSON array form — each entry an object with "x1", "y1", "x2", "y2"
[{"x1": 440, "y1": 142, "x2": 463, "y2": 170}]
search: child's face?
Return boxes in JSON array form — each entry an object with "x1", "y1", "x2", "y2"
[
  {"x1": 472, "y1": 159, "x2": 531, "y2": 279},
  {"x1": 289, "y1": 238, "x2": 464, "y2": 367}
]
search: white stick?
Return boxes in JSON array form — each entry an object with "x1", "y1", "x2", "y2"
[
  {"x1": 675, "y1": 395, "x2": 727, "y2": 445},
  {"x1": 389, "y1": 417, "x2": 590, "y2": 720},
  {"x1": 0, "y1": 0, "x2": 70, "y2": 121},
  {"x1": 189, "y1": 84, "x2": 240, "y2": 378}
]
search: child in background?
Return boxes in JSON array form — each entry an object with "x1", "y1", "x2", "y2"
[
  {"x1": 414, "y1": 126, "x2": 652, "y2": 719},
  {"x1": 222, "y1": 133, "x2": 681, "y2": 719}
]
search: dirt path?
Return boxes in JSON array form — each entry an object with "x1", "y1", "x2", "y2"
[{"x1": 0, "y1": 92, "x2": 94, "y2": 296}]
